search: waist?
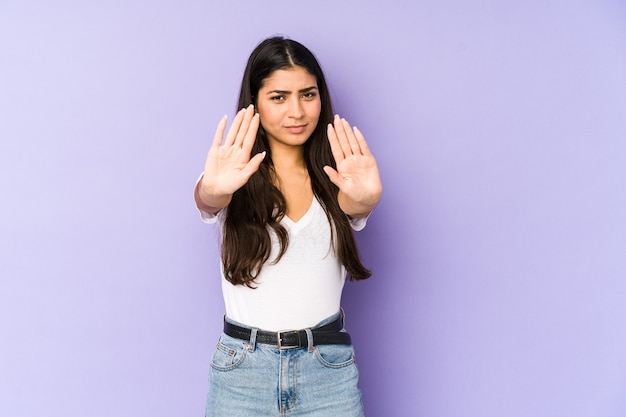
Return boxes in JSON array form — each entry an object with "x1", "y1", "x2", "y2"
[{"x1": 223, "y1": 311, "x2": 351, "y2": 349}]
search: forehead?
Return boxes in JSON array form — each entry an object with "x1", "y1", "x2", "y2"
[{"x1": 260, "y1": 66, "x2": 318, "y2": 91}]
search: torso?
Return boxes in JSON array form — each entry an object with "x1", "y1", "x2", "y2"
[
  {"x1": 274, "y1": 161, "x2": 313, "y2": 222},
  {"x1": 220, "y1": 197, "x2": 346, "y2": 331}
]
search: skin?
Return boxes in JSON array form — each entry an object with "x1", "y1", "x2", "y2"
[
  {"x1": 256, "y1": 67, "x2": 321, "y2": 154},
  {"x1": 195, "y1": 66, "x2": 382, "y2": 220},
  {"x1": 255, "y1": 68, "x2": 320, "y2": 220}
]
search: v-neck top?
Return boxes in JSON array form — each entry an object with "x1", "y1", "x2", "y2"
[{"x1": 200, "y1": 197, "x2": 367, "y2": 331}]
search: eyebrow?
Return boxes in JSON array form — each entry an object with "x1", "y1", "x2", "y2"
[{"x1": 266, "y1": 86, "x2": 318, "y2": 95}]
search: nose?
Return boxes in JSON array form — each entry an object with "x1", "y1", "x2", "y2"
[{"x1": 288, "y1": 97, "x2": 304, "y2": 119}]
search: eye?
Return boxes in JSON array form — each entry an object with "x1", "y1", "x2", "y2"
[
  {"x1": 302, "y1": 92, "x2": 317, "y2": 100},
  {"x1": 270, "y1": 95, "x2": 285, "y2": 102}
]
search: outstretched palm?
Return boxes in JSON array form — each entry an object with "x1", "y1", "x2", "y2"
[
  {"x1": 324, "y1": 115, "x2": 382, "y2": 217},
  {"x1": 201, "y1": 105, "x2": 265, "y2": 198}
]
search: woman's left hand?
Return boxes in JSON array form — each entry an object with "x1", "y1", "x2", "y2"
[{"x1": 324, "y1": 115, "x2": 383, "y2": 218}]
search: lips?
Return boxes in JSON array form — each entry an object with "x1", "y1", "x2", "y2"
[{"x1": 284, "y1": 125, "x2": 307, "y2": 134}]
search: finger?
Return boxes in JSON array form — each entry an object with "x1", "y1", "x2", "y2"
[
  {"x1": 341, "y1": 118, "x2": 362, "y2": 155},
  {"x1": 323, "y1": 165, "x2": 343, "y2": 188},
  {"x1": 241, "y1": 113, "x2": 260, "y2": 155},
  {"x1": 332, "y1": 114, "x2": 352, "y2": 156},
  {"x1": 353, "y1": 126, "x2": 372, "y2": 156},
  {"x1": 234, "y1": 104, "x2": 255, "y2": 147},
  {"x1": 223, "y1": 107, "x2": 246, "y2": 147},
  {"x1": 241, "y1": 151, "x2": 266, "y2": 178},
  {"x1": 327, "y1": 122, "x2": 345, "y2": 163},
  {"x1": 211, "y1": 115, "x2": 228, "y2": 148}
]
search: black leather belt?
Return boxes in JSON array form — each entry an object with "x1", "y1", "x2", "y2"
[{"x1": 223, "y1": 315, "x2": 352, "y2": 349}]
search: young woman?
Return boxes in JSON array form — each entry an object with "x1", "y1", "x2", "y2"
[{"x1": 194, "y1": 36, "x2": 382, "y2": 417}]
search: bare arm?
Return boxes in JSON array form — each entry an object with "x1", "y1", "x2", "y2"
[{"x1": 195, "y1": 105, "x2": 265, "y2": 215}]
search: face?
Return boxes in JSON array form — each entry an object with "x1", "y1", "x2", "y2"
[{"x1": 255, "y1": 66, "x2": 321, "y2": 151}]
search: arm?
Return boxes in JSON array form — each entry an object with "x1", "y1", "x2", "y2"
[
  {"x1": 195, "y1": 104, "x2": 265, "y2": 215},
  {"x1": 323, "y1": 115, "x2": 383, "y2": 219}
]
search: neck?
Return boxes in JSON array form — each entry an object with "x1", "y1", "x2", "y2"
[{"x1": 270, "y1": 144, "x2": 306, "y2": 171}]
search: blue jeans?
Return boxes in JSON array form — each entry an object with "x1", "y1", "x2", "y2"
[{"x1": 205, "y1": 311, "x2": 364, "y2": 416}]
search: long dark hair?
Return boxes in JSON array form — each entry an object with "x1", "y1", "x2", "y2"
[{"x1": 222, "y1": 36, "x2": 371, "y2": 287}]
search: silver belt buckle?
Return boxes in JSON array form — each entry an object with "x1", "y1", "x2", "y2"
[{"x1": 277, "y1": 330, "x2": 300, "y2": 350}]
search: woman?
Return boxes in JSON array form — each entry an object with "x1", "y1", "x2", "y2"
[{"x1": 195, "y1": 36, "x2": 382, "y2": 416}]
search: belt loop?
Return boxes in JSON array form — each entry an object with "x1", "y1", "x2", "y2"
[
  {"x1": 305, "y1": 328, "x2": 314, "y2": 352},
  {"x1": 248, "y1": 328, "x2": 258, "y2": 352}
]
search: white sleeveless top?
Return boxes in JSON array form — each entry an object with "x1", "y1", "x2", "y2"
[{"x1": 200, "y1": 197, "x2": 366, "y2": 331}]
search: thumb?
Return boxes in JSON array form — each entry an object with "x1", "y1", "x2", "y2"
[
  {"x1": 323, "y1": 165, "x2": 343, "y2": 187},
  {"x1": 241, "y1": 151, "x2": 266, "y2": 177}
]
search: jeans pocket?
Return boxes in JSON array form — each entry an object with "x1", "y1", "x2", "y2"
[
  {"x1": 314, "y1": 344, "x2": 356, "y2": 369},
  {"x1": 210, "y1": 334, "x2": 248, "y2": 371}
]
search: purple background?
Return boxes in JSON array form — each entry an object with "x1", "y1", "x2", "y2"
[{"x1": 1, "y1": 1, "x2": 626, "y2": 416}]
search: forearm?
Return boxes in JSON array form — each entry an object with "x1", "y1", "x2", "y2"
[
  {"x1": 338, "y1": 189, "x2": 382, "y2": 219},
  {"x1": 194, "y1": 175, "x2": 232, "y2": 215}
]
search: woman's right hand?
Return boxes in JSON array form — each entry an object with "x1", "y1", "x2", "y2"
[{"x1": 196, "y1": 104, "x2": 265, "y2": 212}]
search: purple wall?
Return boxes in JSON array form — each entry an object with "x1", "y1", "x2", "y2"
[{"x1": 1, "y1": 1, "x2": 625, "y2": 416}]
